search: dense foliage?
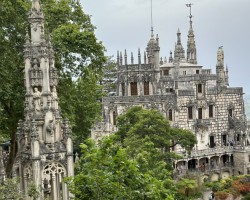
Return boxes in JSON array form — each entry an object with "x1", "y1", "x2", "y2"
[
  {"x1": 0, "y1": 0, "x2": 106, "y2": 176},
  {"x1": 68, "y1": 107, "x2": 197, "y2": 199},
  {"x1": 205, "y1": 175, "x2": 250, "y2": 199}
]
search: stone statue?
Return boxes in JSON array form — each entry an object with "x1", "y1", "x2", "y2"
[
  {"x1": 46, "y1": 120, "x2": 55, "y2": 136},
  {"x1": 32, "y1": 0, "x2": 40, "y2": 11},
  {"x1": 33, "y1": 87, "x2": 41, "y2": 112},
  {"x1": 51, "y1": 86, "x2": 58, "y2": 99}
]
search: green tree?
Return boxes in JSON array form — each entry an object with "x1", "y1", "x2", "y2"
[
  {"x1": 0, "y1": 0, "x2": 106, "y2": 176},
  {"x1": 68, "y1": 107, "x2": 197, "y2": 199},
  {"x1": 67, "y1": 137, "x2": 175, "y2": 200},
  {"x1": 0, "y1": 178, "x2": 23, "y2": 200},
  {"x1": 114, "y1": 106, "x2": 196, "y2": 166},
  {"x1": 176, "y1": 178, "x2": 198, "y2": 199}
]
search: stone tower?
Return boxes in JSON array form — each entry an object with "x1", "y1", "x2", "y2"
[{"x1": 15, "y1": 0, "x2": 74, "y2": 199}]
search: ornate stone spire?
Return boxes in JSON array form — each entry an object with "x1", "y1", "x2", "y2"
[
  {"x1": 174, "y1": 29, "x2": 185, "y2": 62},
  {"x1": 16, "y1": 1, "x2": 74, "y2": 199},
  {"x1": 186, "y1": 3, "x2": 197, "y2": 64}
]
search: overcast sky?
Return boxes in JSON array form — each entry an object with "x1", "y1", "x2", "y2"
[{"x1": 81, "y1": 0, "x2": 250, "y2": 95}]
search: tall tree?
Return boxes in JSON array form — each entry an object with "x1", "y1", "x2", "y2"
[
  {"x1": 0, "y1": 0, "x2": 106, "y2": 176},
  {"x1": 67, "y1": 107, "x2": 197, "y2": 199}
]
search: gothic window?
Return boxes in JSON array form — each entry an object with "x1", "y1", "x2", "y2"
[
  {"x1": 144, "y1": 82, "x2": 149, "y2": 95},
  {"x1": 209, "y1": 105, "x2": 214, "y2": 118},
  {"x1": 188, "y1": 106, "x2": 193, "y2": 119},
  {"x1": 163, "y1": 69, "x2": 169, "y2": 76},
  {"x1": 198, "y1": 108, "x2": 203, "y2": 119},
  {"x1": 121, "y1": 83, "x2": 125, "y2": 96},
  {"x1": 228, "y1": 109, "x2": 233, "y2": 117},
  {"x1": 130, "y1": 82, "x2": 138, "y2": 96},
  {"x1": 197, "y1": 84, "x2": 202, "y2": 93},
  {"x1": 168, "y1": 109, "x2": 173, "y2": 121},
  {"x1": 113, "y1": 111, "x2": 117, "y2": 125}
]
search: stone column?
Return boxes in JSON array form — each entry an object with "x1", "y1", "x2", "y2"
[
  {"x1": 62, "y1": 174, "x2": 68, "y2": 200},
  {"x1": 51, "y1": 173, "x2": 58, "y2": 200}
]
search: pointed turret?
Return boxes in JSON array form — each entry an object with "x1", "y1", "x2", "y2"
[
  {"x1": 186, "y1": 3, "x2": 197, "y2": 64},
  {"x1": 138, "y1": 48, "x2": 141, "y2": 64},
  {"x1": 174, "y1": 29, "x2": 185, "y2": 62},
  {"x1": 146, "y1": 33, "x2": 160, "y2": 69},
  {"x1": 216, "y1": 46, "x2": 227, "y2": 87}
]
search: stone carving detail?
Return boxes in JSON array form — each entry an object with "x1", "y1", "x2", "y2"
[
  {"x1": 33, "y1": 87, "x2": 41, "y2": 112},
  {"x1": 49, "y1": 67, "x2": 58, "y2": 86},
  {"x1": 63, "y1": 119, "x2": 72, "y2": 140},
  {"x1": 30, "y1": 120, "x2": 39, "y2": 141},
  {"x1": 24, "y1": 164, "x2": 33, "y2": 179},
  {"x1": 29, "y1": 59, "x2": 43, "y2": 87},
  {"x1": 43, "y1": 162, "x2": 65, "y2": 176}
]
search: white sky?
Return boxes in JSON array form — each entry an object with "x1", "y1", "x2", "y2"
[{"x1": 81, "y1": 0, "x2": 250, "y2": 94}]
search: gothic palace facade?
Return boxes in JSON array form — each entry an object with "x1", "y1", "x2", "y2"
[{"x1": 92, "y1": 13, "x2": 250, "y2": 181}]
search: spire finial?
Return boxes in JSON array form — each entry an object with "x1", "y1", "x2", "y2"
[
  {"x1": 150, "y1": 0, "x2": 154, "y2": 37},
  {"x1": 186, "y1": 3, "x2": 193, "y2": 22}
]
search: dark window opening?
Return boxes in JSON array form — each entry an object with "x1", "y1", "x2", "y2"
[
  {"x1": 163, "y1": 69, "x2": 169, "y2": 76},
  {"x1": 121, "y1": 83, "x2": 125, "y2": 96},
  {"x1": 222, "y1": 134, "x2": 227, "y2": 146},
  {"x1": 113, "y1": 111, "x2": 117, "y2": 125},
  {"x1": 131, "y1": 82, "x2": 138, "y2": 96},
  {"x1": 188, "y1": 106, "x2": 193, "y2": 119},
  {"x1": 210, "y1": 136, "x2": 215, "y2": 148},
  {"x1": 144, "y1": 82, "x2": 149, "y2": 95},
  {"x1": 196, "y1": 70, "x2": 199, "y2": 74},
  {"x1": 197, "y1": 84, "x2": 202, "y2": 93},
  {"x1": 166, "y1": 88, "x2": 174, "y2": 93},
  {"x1": 168, "y1": 109, "x2": 173, "y2": 121},
  {"x1": 209, "y1": 105, "x2": 213, "y2": 118},
  {"x1": 228, "y1": 109, "x2": 233, "y2": 117},
  {"x1": 198, "y1": 108, "x2": 203, "y2": 119}
]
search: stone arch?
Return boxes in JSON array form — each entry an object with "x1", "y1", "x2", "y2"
[{"x1": 42, "y1": 162, "x2": 68, "y2": 200}]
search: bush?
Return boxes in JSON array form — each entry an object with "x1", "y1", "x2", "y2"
[
  {"x1": 215, "y1": 191, "x2": 229, "y2": 200},
  {"x1": 242, "y1": 193, "x2": 250, "y2": 200}
]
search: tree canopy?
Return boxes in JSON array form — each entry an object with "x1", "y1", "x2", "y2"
[
  {"x1": 68, "y1": 106, "x2": 197, "y2": 199},
  {"x1": 0, "y1": 0, "x2": 106, "y2": 176}
]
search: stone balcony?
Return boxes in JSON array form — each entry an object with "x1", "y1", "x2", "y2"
[{"x1": 176, "y1": 145, "x2": 250, "y2": 159}]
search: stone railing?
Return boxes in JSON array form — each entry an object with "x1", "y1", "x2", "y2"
[
  {"x1": 103, "y1": 94, "x2": 176, "y2": 103},
  {"x1": 176, "y1": 146, "x2": 236, "y2": 158}
]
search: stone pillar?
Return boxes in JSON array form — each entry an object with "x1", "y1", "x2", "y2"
[
  {"x1": 24, "y1": 58, "x2": 31, "y2": 93},
  {"x1": 51, "y1": 173, "x2": 58, "y2": 200},
  {"x1": 62, "y1": 174, "x2": 68, "y2": 200}
]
